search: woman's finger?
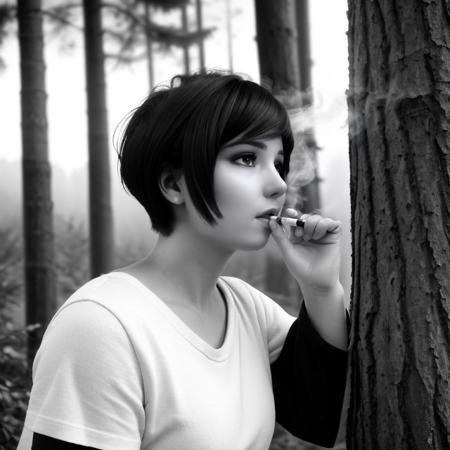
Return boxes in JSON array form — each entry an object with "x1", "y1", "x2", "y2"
[
  {"x1": 302, "y1": 214, "x2": 322, "y2": 241},
  {"x1": 285, "y1": 208, "x2": 299, "y2": 218},
  {"x1": 311, "y1": 218, "x2": 342, "y2": 240},
  {"x1": 311, "y1": 218, "x2": 333, "y2": 240},
  {"x1": 269, "y1": 218, "x2": 292, "y2": 254}
]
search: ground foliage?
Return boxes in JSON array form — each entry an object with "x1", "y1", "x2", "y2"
[
  {"x1": 0, "y1": 217, "x2": 91, "y2": 449},
  {"x1": 0, "y1": 224, "x2": 29, "y2": 449}
]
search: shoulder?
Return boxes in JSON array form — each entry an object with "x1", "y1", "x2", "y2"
[
  {"x1": 219, "y1": 275, "x2": 252, "y2": 292},
  {"x1": 52, "y1": 272, "x2": 155, "y2": 333},
  {"x1": 36, "y1": 300, "x2": 136, "y2": 374},
  {"x1": 65, "y1": 272, "x2": 142, "y2": 306},
  {"x1": 36, "y1": 273, "x2": 150, "y2": 374},
  {"x1": 219, "y1": 275, "x2": 279, "y2": 305},
  {"x1": 219, "y1": 276, "x2": 292, "y2": 321},
  {"x1": 32, "y1": 298, "x2": 145, "y2": 403},
  {"x1": 219, "y1": 276, "x2": 267, "y2": 305}
]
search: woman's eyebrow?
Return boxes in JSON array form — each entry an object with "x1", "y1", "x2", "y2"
[
  {"x1": 233, "y1": 140, "x2": 267, "y2": 149},
  {"x1": 223, "y1": 140, "x2": 284, "y2": 155}
]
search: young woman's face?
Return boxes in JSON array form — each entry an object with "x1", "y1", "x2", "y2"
[{"x1": 182, "y1": 136, "x2": 287, "y2": 251}]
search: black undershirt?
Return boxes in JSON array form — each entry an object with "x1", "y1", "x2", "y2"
[
  {"x1": 270, "y1": 301, "x2": 349, "y2": 448},
  {"x1": 31, "y1": 302, "x2": 349, "y2": 450},
  {"x1": 31, "y1": 434, "x2": 99, "y2": 450}
]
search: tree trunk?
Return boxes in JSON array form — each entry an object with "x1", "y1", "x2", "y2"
[
  {"x1": 254, "y1": 0, "x2": 300, "y2": 93},
  {"x1": 18, "y1": 0, "x2": 57, "y2": 364},
  {"x1": 295, "y1": 0, "x2": 320, "y2": 213},
  {"x1": 295, "y1": 0, "x2": 312, "y2": 104},
  {"x1": 347, "y1": 1, "x2": 450, "y2": 448},
  {"x1": 82, "y1": 0, "x2": 114, "y2": 277},
  {"x1": 181, "y1": 4, "x2": 190, "y2": 74},
  {"x1": 195, "y1": 0, "x2": 205, "y2": 72},
  {"x1": 254, "y1": 2, "x2": 322, "y2": 448},
  {"x1": 144, "y1": 2, "x2": 155, "y2": 91}
]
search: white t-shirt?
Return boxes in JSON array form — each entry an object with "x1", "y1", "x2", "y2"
[{"x1": 18, "y1": 272, "x2": 296, "y2": 450}]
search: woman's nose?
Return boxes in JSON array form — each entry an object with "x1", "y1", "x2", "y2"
[{"x1": 263, "y1": 166, "x2": 287, "y2": 199}]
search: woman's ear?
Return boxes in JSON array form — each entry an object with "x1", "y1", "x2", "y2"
[{"x1": 159, "y1": 165, "x2": 185, "y2": 205}]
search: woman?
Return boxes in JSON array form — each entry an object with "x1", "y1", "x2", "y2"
[{"x1": 19, "y1": 72, "x2": 349, "y2": 450}]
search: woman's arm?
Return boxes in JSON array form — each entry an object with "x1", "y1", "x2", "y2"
[
  {"x1": 270, "y1": 301, "x2": 350, "y2": 448},
  {"x1": 269, "y1": 212, "x2": 348, "y2": 349},
  {"x1": 268, "y1": 212, "x2": 350, "y2": 446},
  {"x1": 32, "y1": 433, "x2": 99, "y2": 450}
]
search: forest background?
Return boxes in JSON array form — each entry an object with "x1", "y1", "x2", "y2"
[{"x1": 0, "y1": 0, "x2": 350, "y2": 302}]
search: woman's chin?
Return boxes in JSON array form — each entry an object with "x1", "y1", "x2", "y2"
[{"x1": 235, "y1": 232, "x2": 270, "y2": 251}]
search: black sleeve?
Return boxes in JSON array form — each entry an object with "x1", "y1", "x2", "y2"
[
  {"x1": 270, "y1": 302, "x2": 350, "y2": 448},
  {"x1": 32, "y1": 433, "x2": 100, "y2": 450}
]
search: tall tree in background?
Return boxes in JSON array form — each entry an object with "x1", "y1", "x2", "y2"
[
  {"x1": 253, "y1": 0, "x2": 300, "y2": 300},
  {"x1": 254, "y1": 0, "x2": 299, "y2": 93},
  {"x1": 295, "y1": 0, "x2": 320, "y2": 212},
  {"x1": 82, "y1": 0, "x2": 114, "y2": 277},
  {"x1": 46, "y1": 1, "x2": 210, "y2": 88},
  {"x1": 347, "y1": 1, "x2": 450, "y2": 448},
  {"x1": 254, "y1": 2, "x2": 325, "y2": 448},
  {"x1": 17, "y1": 0, "x2": 57, "y2": 363},
  {"x1": 143, "y1": 1, "x2": 155, "y2": 90},
  {"x1": 254, "y1": 0, "x2": 320, "y2": 214},
  {"x1": 253, "y1": 0, "x2": 317, "y2": 299},
  {"x1": 135, "y1": 0, "x2": 195, "y2": 88},
  {"x1": 101, "y1": 0, "x2": 208, "y2": 78},
  {"x1": 180, "y1": 3, "x2": 190, "y2": 74},
  {"x1": 195, "y1": 0, "x2": 205, "y2": 72}
]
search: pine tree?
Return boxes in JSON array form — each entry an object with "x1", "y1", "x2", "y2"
[
  {"x1": 82, "y1": 0, "x2": 114, "y2": 276},
  {"x1": 347, "y1": 1, "x2": 450, "y2": 447},
  {"x1": 18, "y1": 0, "x2": 57, "y2": 362}
]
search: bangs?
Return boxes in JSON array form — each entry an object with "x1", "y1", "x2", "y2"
[
  {"x1": 218, "y1": 80, "x2": 294, "y2": 172},
  {"x1": 181, "y1": 76, "x2": 294, "y2": 226}
]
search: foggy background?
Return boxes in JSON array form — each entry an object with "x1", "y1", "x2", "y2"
[{"x1": 0, "y1": 0, "x2": 350, "y2": 309}]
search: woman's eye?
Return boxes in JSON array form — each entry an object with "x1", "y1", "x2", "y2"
[
  {"x1": 275, "y1": 160, "x2": 285, "y2": 174},
  {"x1": 233, "y1": 153, "x2": 257, "y2": 167}
]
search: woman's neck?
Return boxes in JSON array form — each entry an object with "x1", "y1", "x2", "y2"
[{"x1": 135, "y1": 225, "x2": 233, "y2": 310}]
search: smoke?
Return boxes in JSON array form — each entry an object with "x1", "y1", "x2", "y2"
[
  {"x1": 279, "y1": 88, "x2": 349, "y2": 211},
  {"x1": 284, "y1": 101, "x2": 319, "y2": 209}
]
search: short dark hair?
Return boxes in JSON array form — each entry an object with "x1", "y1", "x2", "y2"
[{"x1": 118, "y1": 71, "x2": 294, "y2": 236}]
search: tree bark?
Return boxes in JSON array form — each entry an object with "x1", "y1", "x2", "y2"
[
  {"x1": 18, "y1": 0, "x2": 57, "y2": 364},
  {"x1": 254, "y1": 0, "x2": 300, "y2": 93},
  {"x1": 82, "y1": 0, "x2": 114, "y2": 277},
  {"x1": 195, "y1": 0, "x2": 205, "y2": 73},
  {"x1": 295, "y1": 0, "x2": 312, "y2": 104},
  {"x1": 295, "y1": 0, "x2": 320, "y2": 213},
  {"x1": 181, "y1": 4, "x2": 190, "y2": 74},
  {"x1": 347, "y1": 1, "x2": 450, "y2": 448}
]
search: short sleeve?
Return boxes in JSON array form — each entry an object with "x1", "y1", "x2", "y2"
[
  {"x1": 20, "y1": 300, "x2": 145, "y2": 450},
  {"x1": 231, "y1": 279, "x2": 296, "y2": 363},
  {"x1": 262, "y1": 295, "x2": 297, "y2": 363}
]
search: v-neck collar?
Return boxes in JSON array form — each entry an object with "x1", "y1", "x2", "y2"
[{"x1": 107, "y1": 272, "x2": 236, "y2": 362}]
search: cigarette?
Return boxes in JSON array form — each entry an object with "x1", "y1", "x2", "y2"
[{"x1": 270, "y1": 215, "x2": 305, "y2": 228}]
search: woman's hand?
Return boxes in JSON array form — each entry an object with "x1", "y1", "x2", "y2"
[{"x1": 269, "y1": 208, "x2": 342, "y2": 292}]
